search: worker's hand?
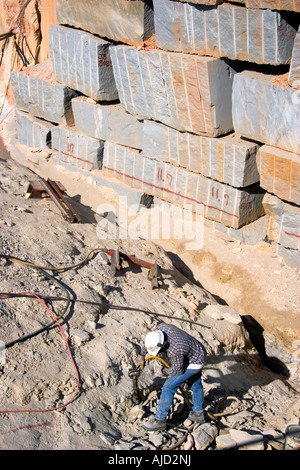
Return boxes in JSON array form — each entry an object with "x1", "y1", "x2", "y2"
[
  {"x1": 157, "y1": 367, "x2": 168, "y2": 378},
  {"x1": 136, "y1": 355, "x2": 145, "y2": 370}
]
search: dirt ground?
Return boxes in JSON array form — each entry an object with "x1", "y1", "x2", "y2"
[{"x1": 162, "y1": 235, "x2": 300, "y2": 355}]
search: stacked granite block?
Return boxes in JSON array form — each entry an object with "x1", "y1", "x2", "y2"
[
  {"x1": 228, "y1": 6, "x2": 300, "y2": 258},
  {"x1": 103, "y1": 141, "x2": 265, "y2": 229},
  {"x1": 48, "y1": 3, "x2": 154, "y2": 174},
  {"x1": 153, "y1": 0, "x2": 296, "y2": 65},
  {"x1": 232, "y1": 71, "x2": 300, "y2": 155},
  {"x1": 10, "y1": 58, "x2": 106, "y2": 170},
  {"x1": 51, "y1": 126, "x2": 104, "y2": 171},
  {"x1": 109, "y1": 47, "x2": 236, "y2": 138},
  {"x1": 71, "y1": 96, "x2": 143, "y2": 150},
  {"x1": 49, "y1": 25, "x2": 118, "y2": 102},
  {"x1": 142, "y1": 120, "x2": 260, "y2": 188},
  {"x1": 175, "y1": 0, "x2": 300, "y2": 11},
  {"x1": 10, "y1": 0, "x2": 300, "y2": 251},
  {"x1": 244, "y1": 0, "x2": 300, "y2": 12},
  {"x1": 15, "y1": 110, "x2": 54, "y2": 150},
  {"x1": 256, "y1": 146, "x2": 300, "y2": 205},
  {"x1": 289, "y1": 27, "x2": 300, "y2": 88},
  {"x1": 106, "y1": 1, "x2": 268, "y2": 229},
  {"x1": 11, "y1": 59, "x2": 77, "y2": 128},
  {"x1": 263, "y1": 194, "x2": 300, "y2": 251},
  {"x1": 55, "y1": 0, "x2": 154, "y2": 44}
]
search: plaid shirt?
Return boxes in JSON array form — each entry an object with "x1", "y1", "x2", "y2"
[{"x1": 142, "y1": 323, "x2": 206, "y2": 376}]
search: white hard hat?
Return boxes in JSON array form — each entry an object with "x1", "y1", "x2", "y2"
[{"x1": 145, "y1": 330, "x2": 165, "y2": 356}]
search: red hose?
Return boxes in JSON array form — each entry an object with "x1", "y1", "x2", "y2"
[{"x1": 0, "y1": 292, "x2": 80, "y2": 414}]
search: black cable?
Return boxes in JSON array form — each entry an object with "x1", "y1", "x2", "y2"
[
  {"x1": 0, "y1": 268, "x2": 72, "y2": 351},
  {"x1": 0, "y1": 31, "x2": 15, "y2": 41},
  {"x1": 14, "y1": 39, "x2": 30, "y2": 67},
  {"x1": 0, "y1": 293, "x2": 210, "y2": 330},
  {"x1": 0, "y1": 250, "x2": 210, "y2": 351}
]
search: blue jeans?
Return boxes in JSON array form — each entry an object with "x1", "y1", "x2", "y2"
[{"x1": 155, "y1": 368, "x2": 204, "y2": 421}]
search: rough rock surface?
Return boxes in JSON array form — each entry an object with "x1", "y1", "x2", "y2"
[
  {"x1": 263, "y1": 193, "x2": 300, "y2": 251},
  {"x1": 232, "y1": 70, "x2": 300, "y2": 155},
  {"x1": 49, "y1": 25, "x2": 118, "y2": 102},
  {"x1": 154, "y1": 0, "x2": 296, "y2": 65},
  {"x1": 257, "y1": 145, "x2": 300, "y2": 206},
  {"x1": 55, "y1": 0, "x2": 155, "y2": 45},
  {"x1": 110, "y1": 46, "x2": 236, "y2": 137},
  {"x1": 0, "y1": 0, "x2": 57, "y2": 101}
]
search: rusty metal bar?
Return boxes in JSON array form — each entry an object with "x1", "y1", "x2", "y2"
[
  {"x1": 45, "y1": 179, "x2": 81, "y2": 223},
  {"x1": 36, "y1": 178, "x2": 81, "y2": 223},
  {"x1": 110, "y1": 248, "x2": 121, "y2": 274},
  {"x1": 128, "y1": 368, "x2": 143, "y2": 404},
  {"x1": 25, "y1": 180, "x2": 66, "y2": 199}
]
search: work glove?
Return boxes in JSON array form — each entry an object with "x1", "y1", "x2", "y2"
[
  {"x1": 157, "y1": 367, "x2": 168, "y2": 378},
  {"x1": 136, "y1": 355, "x2": 145, "y2": 370}
]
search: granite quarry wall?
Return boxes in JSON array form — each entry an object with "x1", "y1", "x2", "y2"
[{"x1": 9, "y1": 0, "x2": 300, "y2": 264}]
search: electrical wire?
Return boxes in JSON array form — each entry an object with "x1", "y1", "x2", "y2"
[
  {"x1": 0, "y1": 292, "x2": 210, "y2": 342},
  {"x1": 0, "y1": 0, "x2": 39, "y2": 119},
  {"x1": 0, "y1": 247, "x2": 210, "y2": 350},
  {"x1": 0, "y1": 249, "x2": 209, "y2": 416},
  {"x1": 0, "y1": 293, "x2": 80, "y2": 414},
  {"x1": 0, "y1": 266, "x2": 71, "y2": 350},
  {"x1": 0, "y1": 248, "x2": 103, "y2": 273}
]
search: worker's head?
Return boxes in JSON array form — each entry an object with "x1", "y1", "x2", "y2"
[{"x1": 145, "y1": 330, "x2": 166, "y2": 356}]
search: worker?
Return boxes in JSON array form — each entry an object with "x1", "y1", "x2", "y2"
[{"x1": 136, "y1": 322, "x2": 206, "y2": 432}]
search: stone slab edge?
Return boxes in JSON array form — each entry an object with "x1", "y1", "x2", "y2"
[
  {"x1": 102, "y1": 141, "x2": 265, "y2": 229},
  {"x1": 51, "y1": 126, "x2": 104, "y2": 171},
  {"x1": 71, "y1": 96, "x2": 143, "y2": 150}
]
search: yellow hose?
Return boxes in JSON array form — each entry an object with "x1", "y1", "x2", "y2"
[{"x1": 145, "y1": 355, "x2": 170, "y2": 369}]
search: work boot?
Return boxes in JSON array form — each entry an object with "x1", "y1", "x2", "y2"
[
  {"x1": 188, "y1": 411, "x2": 205, "y2": 424},
  {"x1": 142, "y1": 416, "x2": 167, "y2": 431}
]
